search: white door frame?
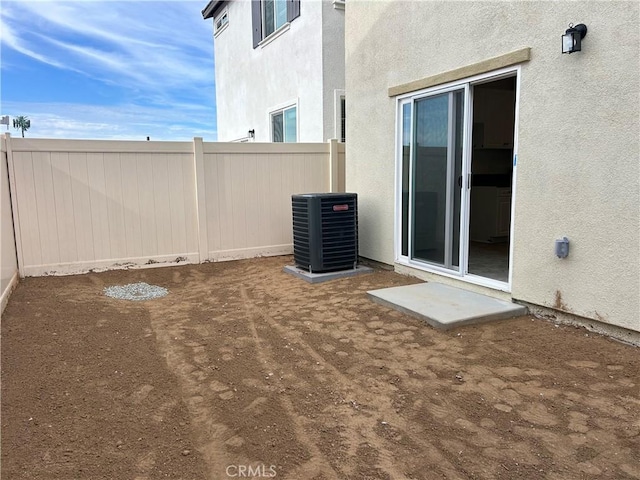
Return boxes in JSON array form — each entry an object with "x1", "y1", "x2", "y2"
[{"x1": 394, "y1": 65, "x2": 521, "y2": 292}]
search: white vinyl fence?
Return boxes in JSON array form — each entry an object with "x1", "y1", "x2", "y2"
[
  {"x1": 1, "y1": 136, "x2": 19, "y2": 311},
  {"x1": 3, "y1": 135, "x2": 345, "y2": 277}
]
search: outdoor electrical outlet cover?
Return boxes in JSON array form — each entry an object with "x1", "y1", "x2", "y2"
[{"x1": 555, "y1": 237, "x2": 570, "y2": 258}]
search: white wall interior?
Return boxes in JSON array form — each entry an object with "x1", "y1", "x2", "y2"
[{"x1": 345, "y1": 1, "x2": 639, "y2": 333}]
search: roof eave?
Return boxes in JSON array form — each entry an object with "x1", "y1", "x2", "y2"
[{"x1": 202, "y1": 0, "x2": 225, "y2": 20}]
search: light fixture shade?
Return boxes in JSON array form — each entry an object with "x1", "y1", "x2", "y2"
[
  {"x1": 562, "y1": 32, "x2": 575, "y2": 53},
  {"x1": 562, "y1": 23, "x2": 587, "y2": 54}
]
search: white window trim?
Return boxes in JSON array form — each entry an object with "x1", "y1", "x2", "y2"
[
  {"x1": 213, "y1": 7, "x2": 229, "y2": 37},
  {"x1": 268, "y1": 100, "x2": 299, "y2": 143},
  {"x1": 259, "y1": 22, "x2": 290, "y2": 48},
  {"x1": 393, "y1": 65, "x2": 521, "y2": 293},
  {"x1": 333, "y1": 89, "x2": 346, "y2": 142},
  {"x1": 259, "y1": 0, "x2": 290, "y2": 47}
]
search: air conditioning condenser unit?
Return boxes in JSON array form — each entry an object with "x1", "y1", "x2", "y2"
[{"x1": 291, "y1": 193, "x2": 358, "y2": 273}]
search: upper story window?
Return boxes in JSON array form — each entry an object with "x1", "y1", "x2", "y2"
[
  {"x1": 271, "y1": 105, "x2": 297, "y2": 142},
  {"x1": 263, "y1": 0, "x2": 287, "y2": 37},
  {"x1": 252, "y1": 0, "x2": 300, "y2": 48},
  {"x1": 214, "y1": 8, "x2": 229, "y2": 36}
]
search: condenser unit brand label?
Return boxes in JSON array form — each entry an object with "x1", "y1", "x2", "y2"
[{"x1": 333, "y1": 204, "x2": 349, "y2": 212}]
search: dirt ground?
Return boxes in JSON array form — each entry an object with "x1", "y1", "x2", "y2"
[{"x1": 2, "y1": 256, "x2": 638, "y2": 480}]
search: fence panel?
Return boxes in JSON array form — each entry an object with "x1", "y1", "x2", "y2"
[
  {"x1": 1, "y1": 136, "x2": 19, "y2": 310},
  {"x1": 9, "y1": 139, "x2": 198, "y2": 276},
  {"x1": 338, "y1": 142, "x2": 347, "y2": 193},
  {"x1": 6, "y1": 137, "x2": 343, "y2": 276},
  {"x1": 201, "y1": 142, "x2": 330, "y2": 261}
]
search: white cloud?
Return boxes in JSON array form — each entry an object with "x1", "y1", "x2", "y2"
[
  {"x1": 2, "y1": 1, "x2": 215, "y2": 92},
  {"x1": 0, "y1": 1, "x2": 217, "y2": 139},
  {"x1": 1, "y1": 101, "x2": 217, "y2": 141},
  {"x1": 0, "y1": 16, "x2": 82, "y2": 72}
]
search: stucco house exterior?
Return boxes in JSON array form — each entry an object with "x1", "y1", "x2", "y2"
[
  {"x1": 202, "y1": 0, "x2": 345, "y2": 143},
  {"x1": 345, "y1": 1, "x2": 639, "y2": 338}
]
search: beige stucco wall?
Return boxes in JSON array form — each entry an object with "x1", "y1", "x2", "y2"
[{"x1": 345, "y1": 1, "x2": 639, "y2": 332}]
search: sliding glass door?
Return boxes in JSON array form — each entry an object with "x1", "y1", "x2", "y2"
[
  {"x1": 400, "y1": 87, "x2": 466, "y2": 273},
  {"x1": 397, "y1": 71, "x2": 518, "y2": 289}
]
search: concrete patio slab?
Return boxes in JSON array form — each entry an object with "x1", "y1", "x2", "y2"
[
  {"x1": 368, "y1": 282, "x2": 527, "y2": 330},
  {"x1": 283, "y1": 264, "x2": 373, "y2": 284}
]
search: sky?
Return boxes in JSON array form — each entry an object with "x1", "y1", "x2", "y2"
[{"x1": 0, "y1": 0, "x2": 217, "y2": 141}]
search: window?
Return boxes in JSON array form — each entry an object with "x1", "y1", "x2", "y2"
[
  {"x1": 214, "y1": 8, "x2": 229, "y2": 36},
  {"x1": 271, "y1": 106, "x2": 297, "y2": 142},
  {"x1": 252, "y1": 0, "x2": 300, "y2": 48},
  {"x1": 263, "y1": 0, "x2": 287, "y2": 38}
]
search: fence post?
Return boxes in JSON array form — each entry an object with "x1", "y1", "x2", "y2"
[
  {"x1": 4, "y1": 133, "x2": 25, "y2": 278},
  {"x1": 193, "y1": 137, "x2": 208, "y2": 263},
  {"x1": 329, "y1": 138, "x2": 339, "y2": 193}
]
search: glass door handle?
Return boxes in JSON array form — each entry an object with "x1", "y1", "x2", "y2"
[{"x1": 459, "y1": 174, "x2": 472, "y2": 188}]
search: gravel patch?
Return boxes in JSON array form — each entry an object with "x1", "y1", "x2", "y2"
[{"x1": 104, "y1": 282, "x2": 168, "y2": 301}]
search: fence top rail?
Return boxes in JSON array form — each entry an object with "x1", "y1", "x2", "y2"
[
  {"x1": 202, "y1": 142, "x2": 330, "y2": 155},
  {"x1": 5, "y1": 136, "x2": 337, "y2": 155},
  {"x1": 7, "y1": 137, "x2": 193, "y2": 154}
]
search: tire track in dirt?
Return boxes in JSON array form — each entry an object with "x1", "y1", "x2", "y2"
[
  {"x1": 146, "y1": 307, "x2": 242, "y2": 479},
  {"x1": 139, "y1": 259, "x2": 640, "y2": 479},
  {"x1": 5, "y1": 259, "x2": 638, "y2": 479},
  {"x1": 239, "y1": 285, "x2": 462, "y2": 479},
  {"x1": 239, "y1": 285, "x2": 341, "y2": 480},
  {"x1": 144, "y1": 266, "x2": 315, "y2": 479}
]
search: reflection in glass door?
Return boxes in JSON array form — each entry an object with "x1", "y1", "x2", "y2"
[{"x1": 410, "y1": 89, "x2": 464, "y2": 271}]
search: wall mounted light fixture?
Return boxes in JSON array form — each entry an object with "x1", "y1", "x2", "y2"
[
  {"x1": 248, "y1": 129, "x2": 255, "y2": 139},
  {"x1": 562, "y1": 23, "x2": 587, "y2": 54}
]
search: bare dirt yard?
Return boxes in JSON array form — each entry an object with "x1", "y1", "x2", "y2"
[{"x1": 2, "y1": 256, "x2": 639, "y2": 480}]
